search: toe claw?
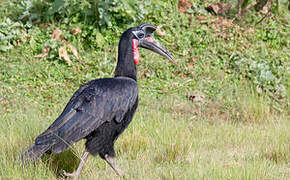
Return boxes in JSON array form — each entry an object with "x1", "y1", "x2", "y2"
[{"x1": 62, "y1": 170, "x2": 75, "y2": 177}]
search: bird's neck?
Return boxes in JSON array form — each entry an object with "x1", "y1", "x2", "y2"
[{"x1": 114, "y1": 36, "x2": 137, "y2": 81}]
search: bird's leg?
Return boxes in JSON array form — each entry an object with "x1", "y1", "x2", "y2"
[
  {"x1": 238, "y1": 0, "x2": 244, "y2": 15},
  {"x1": 63, "y1": 149, "x2": 89, "y2": 180},
  {"x1": 104, "y1": 154, "x2": 123, "y2": 177}
]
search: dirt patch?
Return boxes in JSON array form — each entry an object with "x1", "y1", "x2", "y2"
[
  {"x1": 195, "y1": 14, "x2": 239, "y2": 40},
  {"x1": 186, "y1": 93, "x2": 205, "y2": 103},
  {"x1": 211, "y1": 17, "x2": 233, "y2": 30},
  {"x1": 178, "y1": 0, "x2": 192, "y2": 13},
  {"x1": 201, "y1": 103, "x2": 229, "y2": 121},
  {"x1": 261, "y1": 147, "x2": 289, "y2": 164},
  {"x1": 205, "y1": 3, "x2": 233, "y2": 16},
  {"x1": 195, "y1": 15, "x2": 234, "y2": 30},
  {"x1": 168, "y1": 97, "x2": 229, "y2": 122}
]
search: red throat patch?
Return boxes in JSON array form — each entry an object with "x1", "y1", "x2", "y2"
[{"x1": 132, "y1": 39, "x2": 139, "y2": 64}]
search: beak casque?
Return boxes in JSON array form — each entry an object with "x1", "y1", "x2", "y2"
[{"x1": 137, "y1": 24, "x2": 176, "y2": 64}]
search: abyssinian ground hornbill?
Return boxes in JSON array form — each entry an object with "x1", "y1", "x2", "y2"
[{"x1": 20, "y1": 23, "x2": 174, "y2": 179}]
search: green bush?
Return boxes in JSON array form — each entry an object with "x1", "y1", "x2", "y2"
[
  {"x1": 16, "y1": 0, "x2": 150, "y2": 30},
  {"x1": 0, "y1": 0, "x2": 288, "y2": 102},
  {"x1": 229, "y1": 54, "x2": 287, "y2": 98},
  {"x1": 11, "y1": 0, "x2": 153, "y2": 48},
  {"x1": 0, "y1": 18, "x2": 26, "y2": 51}
]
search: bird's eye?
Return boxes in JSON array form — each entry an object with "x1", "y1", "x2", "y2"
[{"x1": 138, "y1": 32, "x2": 145, "y2": 39}]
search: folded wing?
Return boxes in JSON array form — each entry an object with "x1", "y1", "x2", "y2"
[{"x1": 34, "y1": 77, "x2": 138, "y2": 153}]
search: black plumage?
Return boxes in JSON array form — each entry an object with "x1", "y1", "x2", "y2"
[{"x1": 21, "y1": 23, "x2": 173, "y2": 178}]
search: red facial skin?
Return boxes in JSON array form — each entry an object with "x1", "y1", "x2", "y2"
[{"x1": 132, "y1": 39, "x2": 139, "y2": 64}]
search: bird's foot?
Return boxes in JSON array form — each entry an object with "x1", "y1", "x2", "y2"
[
  {"x1": 112, "y1": 166, "x2": 122, "y2": 177},
  {"x1": 63, "y1": 170, "x2": 75, "y2": 177},
  {"x1": 104, "y1": 154, "x2": 123, "y2": 177},
  {"x1": 62, "y1": 170, "x2": 79, "y2": 180}
]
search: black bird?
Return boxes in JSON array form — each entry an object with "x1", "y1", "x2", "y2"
[{"x1": 20, "y1": 23, "x2": 174, "y2": 179}]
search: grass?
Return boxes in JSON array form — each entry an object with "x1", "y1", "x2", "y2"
[
  {"x1": 0, "y1": 91, "x2": 289, "y2": 179},
  {"x1": 0, "y1": 0, "x2": 289, "y2": 179}
]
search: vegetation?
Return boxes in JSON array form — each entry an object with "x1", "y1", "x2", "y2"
[{"x1": 0, "y1": 0, "x2": 289, "y2": 179}]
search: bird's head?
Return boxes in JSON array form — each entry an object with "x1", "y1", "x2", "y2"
[
  {"x1": 115, "y1": 23, "x2": 175, "y2": 80},
  {"x1": 129, "y1": 23, "x2": 175, "y2": 65}
]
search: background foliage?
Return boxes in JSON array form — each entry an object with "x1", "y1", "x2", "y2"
[
  {"x1": 0, "y1": 0, "x2": 289, "y2": 179},
  {"x1": 1, "y1": 0, "x2": 288, "y2": 99}
]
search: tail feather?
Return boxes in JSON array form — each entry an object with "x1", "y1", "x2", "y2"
[{"x1": 20, "y1": 144, "x2": 51, "y2": 164}]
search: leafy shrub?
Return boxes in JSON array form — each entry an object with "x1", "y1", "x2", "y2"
[
  {"x1": 17, "y1": 0, "x2": 97, "y2": 27},
  {"x1": 1, "y1": 0, "x2": 288, "y2": 104},
  {"x1": 17, "y1": 0, "x2": 49, "y2": 28},
  {"x1": 13, "y1": 0, "x2": 152, "y2": 48},
  {"x1": 0, "y1": 18, "x2": 26, "y2": 51},
  {"x1": 228, "y1": 53, "x2": 287, "y2": 98},
  {"x1": 97, "y1": 0, "x2": 150, "y2": 30},
  {"x1": 255, "y1": 23, "x2": 288, "y2": 49},
  {"x1": 16, "y1": 0, "x2": 150, "y2": 29}
]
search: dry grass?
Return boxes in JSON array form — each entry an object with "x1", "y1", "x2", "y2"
[
  {"x1": 0, "y1": 87, "x2": 289, "y2": 180},
  {"x1": 0, "y1": 1, "x2": 289, "y2": 178}
]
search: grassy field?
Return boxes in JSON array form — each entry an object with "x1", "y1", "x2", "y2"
[{"x1": 0, "y1": 0, "x2": 289, "y2": 179}]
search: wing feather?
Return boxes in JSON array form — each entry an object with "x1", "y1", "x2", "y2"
[{"x1": 35, "y1": 77, "x2": 138, "y2": 153}]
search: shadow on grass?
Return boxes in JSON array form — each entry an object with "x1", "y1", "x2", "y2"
[{"x1": 42, "y1": 149, "x2": 80, "y2": 178}]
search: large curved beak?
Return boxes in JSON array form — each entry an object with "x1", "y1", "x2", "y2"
[{"x1": 139, "y1": 36, "x2": 176, "y2": 64}]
